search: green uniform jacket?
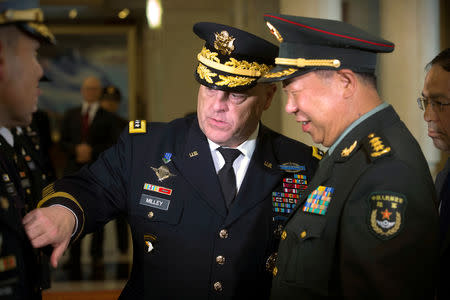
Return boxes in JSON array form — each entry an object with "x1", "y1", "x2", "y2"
[{"x1": 271, "y1": 105, "x2": 439, "y2": 299}]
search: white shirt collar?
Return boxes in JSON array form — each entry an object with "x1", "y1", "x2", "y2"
[
  {"x1": 207, "y1": 123, "x2": 259, "y2": 158},
  {"x1": 0, "y1": 127, "x2": 14, "y2": 147}
]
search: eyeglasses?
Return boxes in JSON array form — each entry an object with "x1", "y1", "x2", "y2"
[{"x1": 417, "y1": 96, "x2": 450, "y2": 112}]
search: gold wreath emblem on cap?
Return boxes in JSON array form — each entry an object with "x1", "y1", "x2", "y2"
[
  {"x1": 266, "y1": 22, "x2": 283, "y2": 43},
  {"x1": 214, "y1": 31, "x2": 235, "y2": 55}
]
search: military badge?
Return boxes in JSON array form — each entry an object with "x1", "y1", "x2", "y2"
[
  {"x1": 266, "y1": 22, "x2": 283, "y2": 42},
  {"x1": 341, "y1": 140, "x2": 357, "y2": 157},
  {"x1": 0, "y1": 255, "x2": 17, "y2": 272},
  {"x1": 143, "y1": 183, "x2": 172, "y2": 196},
  {"x1": 365, "y1": 133, "x2": 391, "y2": 159},
  {"x1": 2, "y1": 174, "x2": 10, "y2": 182},
  {"x1": 129, "y1": 120, "x2": 147, "y2": 134},
  {"x1": 214, "y1": 30, "x2": 235, "y2": 55},
  {"x1": 189, "y1": 151, "x2": 198, "y2": 158},
  {"x1": 265, "y1": 252, "x2": 278, "y2": 273},
  {"x1": 302, "y1": 186, "x2": 334, "y2": 215},
  {"x1": 279, "y1": 162, "x2": 305, "y2": 173},
  {"x1": 162, "y1": 152, "x2": 172, "y2": 164},
  {"x1": 151, "y1": 165, "x2": 175, "y2": 182},
  {"x1": 144, "y1": 234, "x2": 157, "y2": 253},
  {"x1": 368, "y1": 191, "x2": 406, "y2": 240}
]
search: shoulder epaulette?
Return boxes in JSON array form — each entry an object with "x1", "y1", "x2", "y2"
[
  {"x1": 363, "y1": 133, "x2": 391, "y2": 161},
  {"x1": 312, "y1": 146, "x2": 324, "y2": 160},
  {"x1": 129, "y1": 120, "x2": 147, "y2": 134}
]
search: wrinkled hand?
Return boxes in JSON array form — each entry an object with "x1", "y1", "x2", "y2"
[
  {"x1": 23, "y1": 206, "x2": 75, "y2": 268},
  {"x1": 75, "y1": 143, "x2": 92, "y2": 164}
]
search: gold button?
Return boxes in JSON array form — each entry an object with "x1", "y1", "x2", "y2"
[
  {"x1": 216, "y1": 255, "x2": 225, "y2": 265},
  {"x1": 219, "y1": 229, "x2": 228, "y2": 239},
  {"x1": 281, "y1": 230, "x2": 287, "y2": 240},
  {"x1": 148, "y1": 211, "x2": 154, "y2": 218},
  {"x1": 300, "y1": 231, "x2": 307, "y2": 238},
  {"x1": 213, "y1": 281, "x2": 222, "y2": 291},
  {"x1": 273, "y1": 266, "x2": 278, "y2": 277},
  {"x1": 42, "y1": 174, "x2": 46, "y2": 180}
]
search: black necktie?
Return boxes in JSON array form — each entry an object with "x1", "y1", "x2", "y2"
[
  {"x1": 217, "y1": 147, "x2": 241, "y2": 209},
  {"x1": 439, "y1": 172, "x2": 450, "y2": 241}
]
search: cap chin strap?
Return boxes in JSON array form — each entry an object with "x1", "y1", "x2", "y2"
[
  {"x1": 0, "y1": 8, "x2": 43, "y2": 24},
  {"x1": 275, "y1": 57, "x2": 341, "y2": 68}
]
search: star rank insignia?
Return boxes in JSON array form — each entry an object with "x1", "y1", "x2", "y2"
[
  {"x1": 129, "y1": 120, "x2": 147, "y2": 134},
  {"x1": 368, "y1": 191, "x2": 406, "y2": 240}
]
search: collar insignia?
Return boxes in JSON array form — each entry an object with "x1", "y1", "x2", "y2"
[
  {"x1": 341, "y1": 140, "x2": 357, "y2": 157},
  {"x1": 264, "y1": 161, "x2": 272, "y2": 169},
  {"x1": 189, "y1": 151, "x2": 198, "y2": 158},
  {"x1": 151, "y1": 165, "x2": 176, "y2": 182},
  {"x1": 214, "y1": 31, "x2": 235, "y2": 55}
]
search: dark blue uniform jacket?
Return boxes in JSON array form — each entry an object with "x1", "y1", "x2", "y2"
[{"x1": 40, "y1": 117, "x2": 319, "y2": 299}]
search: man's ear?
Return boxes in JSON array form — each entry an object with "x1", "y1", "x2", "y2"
[
  {"x1": 336, "y1": 69, "x2": 357, "y2": 99},
  {"x1": 263, "y1": 83, "x2": 277, "y2": 110}
]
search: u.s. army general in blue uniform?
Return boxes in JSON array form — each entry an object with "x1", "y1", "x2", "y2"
[
  {"x1": 23, "y1": 22, "x2": 319, "y2": 299},
  {"x1": 259, "y1": 14, "x2": 440, "y2": 300}
]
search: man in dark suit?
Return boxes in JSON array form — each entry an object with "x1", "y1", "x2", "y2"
[
  {"x1": 23, "y1": 22, "x2": 320, "y2": 299},
  {"x1": 59, "y1": 75, "x2": 117, "y2": 277},
  {"x1": 418, "y1": 48, "x2": 450, "y2": 300},
  {"x1": 0, "y1": 0, "x2": 55, "y2": 298},
  {"x1": 259, "y1": 14, "x2": 440, "y2": 299}
]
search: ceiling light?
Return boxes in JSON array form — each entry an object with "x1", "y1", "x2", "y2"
[
  {"x1": 146, "y1": 0, "x2": 162, "y2": 28},
  {"x1": 118, "y1": 8, "x2": 130, "y2": 19}
]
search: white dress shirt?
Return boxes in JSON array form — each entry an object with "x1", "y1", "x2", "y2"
[{"x1": 207, "y1": 124, "x2": 259, "y2": 193}]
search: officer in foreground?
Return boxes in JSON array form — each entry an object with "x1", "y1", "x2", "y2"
[
  {"x1": 0, "y1": 0, "x2": 55, "y2": 298},
  {"x1": 259, "y1": 14, "x2": 439, "y2": 299},
  {"x1": 23, "y1": 22, "x2": 319, "y2": 298}
]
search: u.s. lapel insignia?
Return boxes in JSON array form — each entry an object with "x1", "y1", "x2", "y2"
[
  {"x1": 151, "y1": 165, "x2": 176, "y2": 182},
  {"x1": 264, "y1": 161, "x2": 272, "y2": 169},
  {"x1": 266, "y1": 22, "x2": 283, "y2": 42},
  {"x1": 0, "y1": 196, "x2": 9, "y2": 210},
  {"x1": 279, "y1": 162, "x2": 306, "y2": 173},
  {"x1": 214, "y1": 30, "x2": 235, "y2": 55},
  {"x1": 341, "y1": 140, "x2": 357, "y2": 157},
  {"x1": 189, "y1": 151, "x2": 198, "y2": 158},
  {"x1": 144, "y1": 234, "x2": 157, "y2": 253},
  {"x1": 302, "y1": 186, "x2": 334, "y2": 215},
  {"x1": 368, "y1": 191, "x2": 406, "y2": 240},
  {"x1": 162, "y1": 152, "x2": 172, "y2": 164}
]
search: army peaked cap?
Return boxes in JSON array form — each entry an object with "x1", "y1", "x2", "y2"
[
  {"x1": 259, "y1": 14, "x2": 394, "y2": 83},
  {"x1": 194, "y1": 22, "x2": 278, "y2": 92},
  {"x1": 0, "y1": 0, "x2": 55, "y2": 44}
]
